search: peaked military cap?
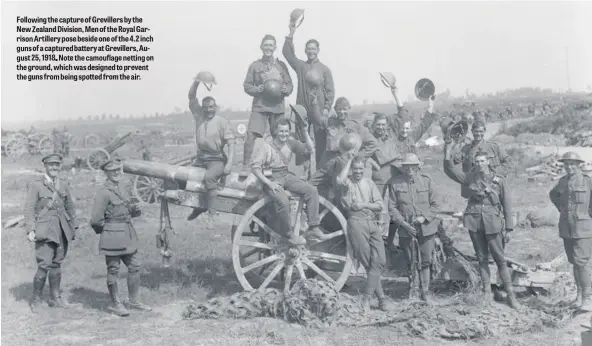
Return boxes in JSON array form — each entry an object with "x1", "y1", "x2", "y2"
[
  {"x1": 41, "y1": 153, "x2": 63, "y2": 164},
  {"x1": 100, "y1": 159, "x2": 123, "y2": 171}
]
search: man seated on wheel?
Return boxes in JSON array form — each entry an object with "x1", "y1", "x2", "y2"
[
  {"x1": 251, "y1": 111, "x2": 326, "y2": 246},
  {"x1": 186, "y1": 72, "x2": 236, "y2": 227}
]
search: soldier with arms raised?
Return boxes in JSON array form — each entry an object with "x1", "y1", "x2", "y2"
[
  {"x1": 90, "y1": 159, "x2": 151, "y2": 317},
  {"x1": 186, "y1": 72, "x2": 236, "y2": 226},
  {"x1": 24, "y1": 153, "x2": 78, "y2": 312},
  {"x1": 549, "y1": 152, "x2": 592, "y2": 311}
]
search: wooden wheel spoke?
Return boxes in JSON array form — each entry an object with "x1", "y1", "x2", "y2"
[
  {"x1": 252, "y1": 216, "x2": 282, "y2": 239},
  {"x1": 301, "y1": 258, "x2": 335, "y2": 284},
  {"x1": 292, "y1": 199, "x2": 304, "y2": 236},
  {"x1": 243, "y1": 254, "x2": 280, "y2": 273},
  {"x1": 296, "y1": 261, "x2": 307, "y2": 279},
  {"x1": 136, "y1": 186, "x2": 152, "y2": 192},
  {"x1": 283, "y1": 264, "x2": 294, "y2": 293},
  {"x1": 308, "y1": 251, "x2": 347, "y2": 263},
  {"x1": 240, "y1": 248, "x2": 260, "y2": 259},
  {"x1": 238, "y1": 240, "x2": 272, "y2": 250},
  {"x1": 259, "y1": 261, "x2": 285, "y2": 291},
  {"x1": 319, "y1": 208, "x2": 330, "y2": 221}
]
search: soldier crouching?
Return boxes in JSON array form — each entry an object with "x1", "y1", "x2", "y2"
[
  {"x1": 549, "y1": 152, "x2": 592, "y2": 311},
  {"x1": 90, "y1": 159, "x2": 151, "y2": 317},
  {"x1": 24, "y1": 153, "x2": 78, "y2": 312}
]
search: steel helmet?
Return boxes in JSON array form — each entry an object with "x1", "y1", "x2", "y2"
[
  {"x1": 414, "y1": 78, "x2": 436, "y2": 101},
  {"x1": 290, "y1": 8, "x2": 305, "y2": 28},
  {"x1": 194, "y1": 71, "x2": 217, "y2": 91},
  {"x1": 305, "y1": 69, "x2": 323, "y2": 88},
  {"x1": 400, "y1": 153, "x2": 422, "y2": 166},
  {"x1": 338, "y1": 133, "x2": 362, "y2": 153},
  {"x1": 263, "y1": 79, "x2": 283, "y2": 101},
  {"x1": 559, "y1": 151, "x2": 584, "y2": 163}
]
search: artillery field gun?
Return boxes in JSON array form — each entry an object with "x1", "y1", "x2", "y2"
[
  {"x1": 123, "y1": 158, "x2": 353, "y2": 294},
  {"x1": 2, "y1": 131, "x2": 53, "y2": 158}
]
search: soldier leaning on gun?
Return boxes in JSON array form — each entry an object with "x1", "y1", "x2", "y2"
[
  {"x1": 24, "y1": 153, "x2": 78, "y2": 313},
  {"x1": 443, "y1": 146, "x2": 520, "y2": 309},
  {"x1": 388, "y1": 153, "x2": 440, "y2": 303},
  {"x1": 336, "y1": 154, "x2": 392, "y2": 312},
  {"x1": 549, "y1": 152, "x2": 592, "y2": 312},
  {"x1": 90, "y1": 159, "x2": 151, "y2": 317}
]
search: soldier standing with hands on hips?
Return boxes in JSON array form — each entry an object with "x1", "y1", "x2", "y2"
[
  {"x1": 90, "y1": 159, "x2": 152, "y2": 317},
  {"x1": 24, "y1": 153, "x2": 78, "y2": 313},
  {"x1": 549, "y1": 152, "x2": 592, "y2": 312}
]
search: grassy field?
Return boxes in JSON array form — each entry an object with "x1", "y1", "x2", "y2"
[{"x1": 1, "y1": 135, "x2": 589, "y2": 346}]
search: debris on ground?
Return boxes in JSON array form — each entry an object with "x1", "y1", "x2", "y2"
[
  {"x1": 3, "y1": 215, "x2": 24, "y2": 228},
  {"x1": 183, "y1": 278, "x2": 571, "y2": 340}
]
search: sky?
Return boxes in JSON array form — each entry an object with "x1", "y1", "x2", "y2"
[{"x1": 1, "y1": 1, "x2": 591, "y2": 127}]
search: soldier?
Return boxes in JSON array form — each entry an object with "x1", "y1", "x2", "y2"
[
  {"x1": 549, "y1": 152, "x2": 592, "y2": 311},
  {"x1": 443, "y1": 146, "x2": 520, "y2": 309},
  {"x1": 387, "y1": 153, "x2": 440, "y2": 303},
  {"x1": 90, "y1": 159, "x2": 152, "y2": 317},
  {"x1": 61, "y1": 126, "x2": 71, "y2": 157},
  {"x1": 242, "y1": 34, "x2": 293, "y2": 172},
  {"x1": 283, "y1": 23, "x2": 335, "y2": 166},
  {"x1": 187, "y1": 73, "x2": 236, "y2": 226},
  {"x1": 310, "y1": 94, "x2": 377, "y2": 168},
  {"x1": 137, "y1": 139, "x2": 152, "y2": 161},
  {"x1": 251, "y1": 115, "x2": 326, "y2": 245},
  {"x1": 24, "y1": 153, "x2": 78, "y2": 312},
  {"x1": 448, "y1": 119, "x2": 513, "y2": 199},
  {"x1": 336, "y1": 154, "x2": 392, "y2": 312}
]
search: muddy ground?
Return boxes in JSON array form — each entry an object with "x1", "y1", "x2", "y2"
[{"x1": 1, "y1": 133, "x2": 590, "y2": 345}]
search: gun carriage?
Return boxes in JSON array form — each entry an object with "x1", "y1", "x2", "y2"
[
  {"x1": 86, "y1": 132, "x2": 132, "y2": 171},
  {"x1": 123, "y1": 159, "x2": 353, "y2": 293}
]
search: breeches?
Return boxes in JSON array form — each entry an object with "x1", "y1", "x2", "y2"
[
  {"x1": 105, "y1": 251, "x2": 141, "y2": 284},
  {"x1": 399, "y1": 234, "x2": 436, "y2": 270},
  {"x1": 35, "y1": 231, "x2": 68, "y2": 272},
  {"x1": 563, "y1": 237, "x2": 592, "y2": 269},
  {"x1": 347, "y1": 218, "x2": 386, "y2": 276}
]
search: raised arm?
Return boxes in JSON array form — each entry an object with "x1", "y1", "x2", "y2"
[
  {"x1": 282, "y1": 27, "x2": 305, "y2": 71},
  {"x1": 323, "y1": 66, "x2": 335, "y2": 112},
  {"x1": 411, "y1": 97, "x2": 438, "y2": 143},
  {"x1": 443, "y1": 143, "x2": 468, "y2": 185},
  {"x1": 243, "y1": 62, "x2": 261, "y2": 97},
  {"x1": 188, "y1": 81, "x2": 202, "y2": 118}
]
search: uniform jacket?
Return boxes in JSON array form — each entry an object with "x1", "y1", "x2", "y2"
[
  {"x1": 23, "y1": 176, "x2": 77, "y2": 244},
  {"x1": 549, "y1": 172, "x2": 592, "y2": 239},
  {"x1": 388, "y1": 173, "x2": 440, "y2": 238},
  {"x1": 444, "y1": 159, "x2": 513, "y2": 233},
  {"x1": 282, "y1": 37, "x2": 335, "y2": 115},
  {"x1": 449, "y1": 139, "x2": 513, "y2": 198},
  {"x1": 90, "y1": 180, "x2": 140, "y2": 256},
  {"x1": 243, "y1": 57, "x2": 293, "y2": 114}
]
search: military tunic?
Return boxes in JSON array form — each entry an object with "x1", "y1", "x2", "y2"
[
  {"x1": 549, "y1": 172, "x2": 592, "y2": 267},
  {"x1": 450, "y1": 139, "x2": 513, "y2": 199},
  {"x1": 388, "y1": 172, "x2": 440, "y2": 268},
  {"x1": 24, "y1": 176, "x2": 78, "y2": 270}
]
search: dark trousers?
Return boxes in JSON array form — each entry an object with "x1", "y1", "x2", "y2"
[
  {"x1": 264, "y1": 171, "x2": 320, "y2": 238},
  {"x1": 194, "y1": 158, "x2": 225, "y2": 212},
  {"x1": 105, "y1": 251, "x2": 140, "y2": 284},
  {"x1": 468, "y1": 229, "x2": 512, "y2": 289},
  {"x1": 399, "y1": 234, "x2": 436, "y2": 270},
  {"x1": 34, "y1": 231, "x2": 68, "y2": 281}
]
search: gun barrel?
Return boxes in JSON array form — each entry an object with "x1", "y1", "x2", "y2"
[{"x1": 123, "y1": 159, "x2": 192, "y2": 183}]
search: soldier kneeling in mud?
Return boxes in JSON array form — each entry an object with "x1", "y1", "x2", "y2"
[
  {"x1": 336, "y1": 154, "x2": 393, "y2": 312},
  {"x1": 90, "y1": 159, "x2": 152, "y2": 317}
]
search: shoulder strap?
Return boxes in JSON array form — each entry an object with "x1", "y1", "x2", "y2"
[
  {"x1": 270, "y1": 141, "x2": 291, "y2": 166},
  {"x1": 36, "y1": 180, "x2": 64, "y2": 222}
]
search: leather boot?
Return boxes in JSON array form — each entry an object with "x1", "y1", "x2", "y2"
[
  {"x1": 107, "y1": 282, "x2": 130, "y2": 317},
  {"x1": 126, "y1": 274, "x2": 152, "y2": 311},
  {"x1": 30, "y1": 274, "x2": 46, "y2": 313},
  {"x1": 578, "y1": 267, "x2": 592, "y2": 312},
  {"x1": 374, "y1": 280, "x2": 393, "y2": 312},
  {"x1": 420, "y1": 267, "x2": 432, "y2": 304},
  {"x1": 572, "y1": 266, "x2": 583, "y2": 308},
  {"x1": 499, "y1": 266, "x2": 521, "y2": 310},
  {"x1": 47, "y1": 269, "x2": 69, "y2": 308},
  {"x1": 187, "y1": 208, "x2": 205, "y2": 221}
]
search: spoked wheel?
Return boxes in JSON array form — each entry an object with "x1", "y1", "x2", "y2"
[
  {"x1": 5, "y1": 138, "x2": 27, "y2": 158},
  {"x1": 133, "y1": 175, "x2": 164, "y2": 204},
  {"x1": 37, "y1": 136, "x2": 54, "y2": 156},
  {"x1": 86, "y1": 148, "x2": 110, "y2": 171},
  {"x1": 85, "y1": 134, "x2": 100, "y2": 148},
  {"x1": 232, "y1": 195, "x2": 352, "y2": 293}
]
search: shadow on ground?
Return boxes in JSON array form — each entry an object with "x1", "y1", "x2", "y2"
[{"x1": 68, "y1": 287, "x2": 111, "y2": 312}]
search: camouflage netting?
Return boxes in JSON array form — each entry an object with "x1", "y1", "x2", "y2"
[{"x1": 183, "y1": 275, "x2": 574, "y2": 340}]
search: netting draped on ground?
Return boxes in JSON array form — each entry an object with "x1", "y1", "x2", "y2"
[{"x1": 183, "y1": 277, "x2": 574, "y2": 340}]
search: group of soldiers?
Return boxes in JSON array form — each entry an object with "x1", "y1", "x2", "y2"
[{"x1": 23, "y1": 18, "x2": 592, "y2": 318}]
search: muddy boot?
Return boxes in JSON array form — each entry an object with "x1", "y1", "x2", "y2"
[
  {"x1": 419, "y1": 267, "x2": 432, "y2": 305},
  {"x1": 187, "y1": 208, "x2": 205, "y2": 221},
  {"x1": 499, "y1": 265, "x2": 521, "y2": 310},
  {"x1": 47, "y1": 269, "x2": 69, "y2": 308},
  {"x1": 107, "y1": 282, "x2": 130, "y2": 317},
  {"x1": 375, "y1": 280, "x2": 393, "y2": 312},
  {"x1": 571, "y1": 267, "x2": 583, "y2": 308},
  {"x1": 126, "y1": 274, "x2": 152, "y2": 311},
  {"x1": 30, "y1": 274, "x2": 46, "y2": 313}
]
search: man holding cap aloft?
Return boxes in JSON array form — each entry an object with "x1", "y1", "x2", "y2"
[
  {"x1": 90, "y1": 159, "x2": 151, "y2": 317},
  {"x1": 24, "y1": 153, "x2": 78, "y2": 312}
]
